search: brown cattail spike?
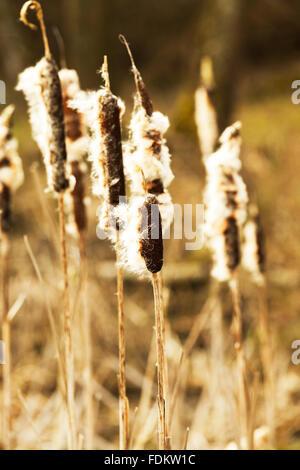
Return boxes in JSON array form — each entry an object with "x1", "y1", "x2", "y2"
[
  {"x1": 70, "y1": 162, "x2": 86, "y2": 232},
  {"x1": 20, "y1": 1, "x2": 50, "y2": 58},
  {"x1": 119, "y1": 34, "x2": 153, "y2": 116},
  {"x1": 40, "y1": 57, "x2": 69, "y2": 192},
  {"x1": 224, "y1": 216, "x2": 240, "y2": 272},
  {"x1": 140, "y1": 195, "x2": 163, "y2": 273},
  {"x1": 0, "y1": 184, "x2": 11, "y2": 233},
  {"x1": 99, "y1": 58, "x2": 126, "y2": 208}
]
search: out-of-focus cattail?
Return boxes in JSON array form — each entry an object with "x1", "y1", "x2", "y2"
[
  {"x1": 242, "y1": 205, "x2": 265, "y2": 286},
  {"x1": 59, "y1": 68, "x2": 88, "y2": 235},
  {"x1": 59, "y1": 65, "x2": 95, "y2": 449},
  {"x1": 0, "y1": 105, "x2": 24, "y2": 232},
  {"x1": 119, "y1": 35, "x2": 174, "y2": 234},
  {"x1": 16, "y1": 1, "x2": 68, "y2": 193},
  {"x1": 17, "y1": 1, "x2": 75, "y2": 450},
  {"x1": 195, "y1": 56, "x2": 219, "y2": 158},
  {"x1": 204, "y1": 121, "x2": 248, "y2": 282},
  {"x1": 203, "y1": 121, "x2": 252, "y2": 449},
  {"x1": 0, "y1": 104, "x2": 23, "y2": 450}
]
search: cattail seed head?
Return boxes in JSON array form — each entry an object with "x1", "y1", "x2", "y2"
[
  {"x1": 0, "y1": 105, "x2": 24, "y2": 232},
  {"x1": 204, "y1": 122, "x2": 248, "y2": 281},
  {"x1": 59, "y1": 68, "x2": 89, "y2": 234},
  {"x1": 195, "y1": 56, "x2": 218, "y2": 157},
  {"x1": 17, "y1": 1, "x2": 69, "y2": 193},
  {"x1": 242, "y1": 205, "x2": 265, "y2": 285},
  {"x1": 120, "y1": 35, "x2": 174, "y2": 235},
  {"x1": 140, "y1": 195, "x2": 163, "y2": 274}
]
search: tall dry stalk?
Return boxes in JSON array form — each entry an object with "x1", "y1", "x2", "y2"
[
  {"x1": 59, "y1": 64, "x2": 94, "y2": 449},
  {"x1": 230, "y1": 275, "x2": 252, "y2": 449},
  {"x1": 0, "y1": 105, "x2": 24, "y2": 449},
  {"x1": 70, "y1": 56, "x2": 130, "y2": 448},
  {"x1": 152, "y1": 272, "x2": 168, "y2": 449},
  {"x1": 119, "y1": 35, "x2": 174, "y2": 448},
  {"x1": 18, "y1": 1, "x2": 76, "y2": 449},
  {"x1": 242, "y1": 209, "x2": 274, "y2": 446},
  {"x1": 202, "y1": 122, "x2": 253, "y2": 448}
]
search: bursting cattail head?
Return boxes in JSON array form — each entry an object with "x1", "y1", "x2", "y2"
[
  {"x1": 0, "y1": 105, "x2": 24, "y2": 232},
  {"x1": 195, "y1": 56, "x2": 218, "y2": 157},
  {"x1": 120, "y1": 195, "x2": 163, "y2": 278},
  {"x1": 70, "y1": 57, "x2": 126, "y2": 236},
  {"x1": 242, "y1": 204, "x2": 265, "y2": 285},
  {"x1": 120, "y1": 34, "x2": 174, "y2": 233},
  {"x1": 16, "y1": 1, "x2": 69, "y2": 193},
  {"x1": 59, "y1": 68, "x2": 89, "y2": 234},
  {"x1": 204, "y1": 122, "x2": 248, "y2": 281}
]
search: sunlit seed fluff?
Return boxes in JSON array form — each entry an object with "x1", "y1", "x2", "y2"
[
  {"x1": 70, "y1": 86, "x2": 126, "y2": 236},
  {"x1": 0, "y1": 105, "x2": 24, "y2": 232},
  {"x1": 204, "y1": 121, "x2": 248, "y2": 282},
  {"x1": 16, "y1": 57, "x2": 69, "y2": 192},
  {"x1": 124, "y1": 105, "x2": 174, "y2": 232},
  {"x1": 242, "y1": 209, "x2": 265, "y2": 285},
  {"x1": 120, "y1": 35, "x2": 174, "y2": 235},
  {"x1": 194, "y1": 56, "x2": 218, "y2": 158},
  {"x1": 119, "y1": 195, "x2": 163, "y2": 278}
]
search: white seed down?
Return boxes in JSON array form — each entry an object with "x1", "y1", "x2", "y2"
[{"x1": 203, "y1": 121, "x2": 248, "y2": 282}]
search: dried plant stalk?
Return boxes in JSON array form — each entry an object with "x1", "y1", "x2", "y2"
[
  {"x1": 152, "y1": 272, "x2": 167, "y2": 450},
  {"x1": 59, "y1": 66, "x2": 93, "y2": 448},
  {"x1": 18, "y1": 1, "x2": 75, "y2": 449},
  {"x1": 0, "y1": 105, "x2": 24, "y2": 449},
  {"x1": 242, "y1": 210, "x2": 274, "y2": 446},
  {"x1": 230, "y1": 275, "x2": 252, "y2": 449}
]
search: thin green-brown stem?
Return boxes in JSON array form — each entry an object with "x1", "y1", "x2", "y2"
[
  {"x1": 152, "y1": 271, "x2": 167, "y2": 450},
  {"x1": 230, "y1": 275, "x2": 252, "y2": 450},
  {"x1": 116, "y1": 230, "x2": 129, "y2": 450},
  {"x1": 58, "y1": 193, "x2": 76, "y2": 449}
]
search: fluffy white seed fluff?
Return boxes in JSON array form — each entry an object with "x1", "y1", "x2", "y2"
[
  {"x1": 204, "y1": 121, "x2": 248, "y2": 281},
  {"x1": 58, "y1": 68, "x2": 89, "y2": 163},
  {"x1": 16, "y1": 59, "x2": 54, "y2": 190},
  {"x1": 70, "y1": 89, "x2": 125, "y2": 238},
  {"x1": 242, "y1": 219, "x2": 264, "y2": 285},
  {"x1": 0, "y1": 106, "x2": 24, "y2": 191},
  {"x1": 124, "y1": 106, "x2": 174, "y2": 233},
  {"x1": 195, "y1": 87, "x2": 218, "y2": 157},
  {"x1": 118, "y1": 196, "x2": 151, "y2": 279}
]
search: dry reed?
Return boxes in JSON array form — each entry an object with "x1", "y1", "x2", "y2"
[{"x1": 18, "y1": 1, "x2": 76, "y2": 449}]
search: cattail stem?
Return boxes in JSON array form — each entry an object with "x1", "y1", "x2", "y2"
[
  {"x1": 58, "y1": 193, "x2": 76, "y2": 449},
  {"x1": 230, "y1": 275, "x2": 252, "y2": 450},
  {"x1": 1, "y1": 230, "x2": 10, "y2": 449},
  {"x1": 78, "y1": 230, "x2": 94, "y2": 449},
  {"x1": 152, "y1": 271, "x2": 168, "y2": 450},
  {"x1": 116, "y1": 230, "x2": 129, "y2": 450},
  {"x1": 258, "y1": 278, "x2": 275, "y2": 448},
  {"x1": 20, "y1": 1, "x2": 50, "y2": 57}
]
